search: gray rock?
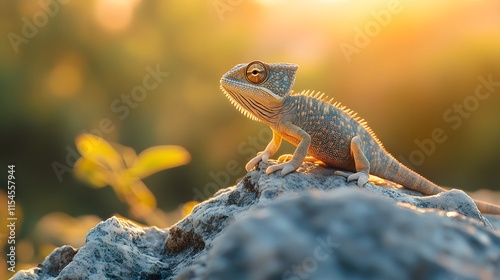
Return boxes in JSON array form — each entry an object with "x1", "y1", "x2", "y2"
[
  {"x1": 13, "y1": 218, "x2": 169, "y2": 279},
  {"x1": 12, "y1": 161, "x2": 500, "y2": 280},
  {"x1": 188, "y1": 189, "x2": 500, "y2": 279}
]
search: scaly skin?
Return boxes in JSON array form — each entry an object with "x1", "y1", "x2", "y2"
[{"x1": 220, "y1": 60, "x2": 500, "y2": 215}]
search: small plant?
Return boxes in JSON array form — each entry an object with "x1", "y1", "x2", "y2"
[{"x1": 73, "y1": 134, "x2": 192, "y2": 226}]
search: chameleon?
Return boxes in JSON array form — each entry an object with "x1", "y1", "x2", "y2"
[{"x1": 219, "y1": 60, "x2": 500, "y2": 215}]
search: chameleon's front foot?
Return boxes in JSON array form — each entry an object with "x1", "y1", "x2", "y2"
[
  {"x1": 266, "y1": 160, "x2": 302, "y2": 176},
  {"x1": 334, "y1": 171, "x2": 369, "y2": 187},
  {"x1": 246, "y1": 152, "x2": 306, "y2": 176},
  {"x1": 246, "y1": 153, "x2": 298, "y2": 175},
  {"x1": 245, "y1": 151, "x2": 271, "y2": 172},
  {"x1": 246, "y1": 152, "x2": 299, "y2": 175}
]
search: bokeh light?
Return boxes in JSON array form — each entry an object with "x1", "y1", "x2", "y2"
[{"x1": 94, "y1": 0, "x2": 140, "y2": 32}]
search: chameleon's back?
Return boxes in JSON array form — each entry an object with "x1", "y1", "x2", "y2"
[{"x1": 283, "y1": 93, "x2": 391, "y2": 173}]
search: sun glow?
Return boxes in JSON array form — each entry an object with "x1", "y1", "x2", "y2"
[{"x1": 94, "y1": 0, "x2": 141, "y2": 32}]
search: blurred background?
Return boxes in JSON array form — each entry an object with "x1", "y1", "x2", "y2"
[{"x1": 1, "y1": 0, "x2": 500, "y2": 276}]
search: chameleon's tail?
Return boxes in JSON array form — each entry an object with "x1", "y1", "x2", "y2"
[
  {"x1": 473, "y1": 200, "x2": 500, "y2": 215},
  {"x1": 374, "y1": 156, "x2": 500, "y2": 215}
]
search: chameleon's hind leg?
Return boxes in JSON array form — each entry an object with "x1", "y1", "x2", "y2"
[{"x1": 334, "y1": 136, "x2": 370, "y2": 187}]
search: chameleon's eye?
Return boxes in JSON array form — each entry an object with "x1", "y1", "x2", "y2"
[{"x1": 245, "y1": 61, "x2": 269, "y2": 84}]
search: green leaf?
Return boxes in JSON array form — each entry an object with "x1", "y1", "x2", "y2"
[{"x1": 127, "y1": 145, "x2": 190, "y2": 179}]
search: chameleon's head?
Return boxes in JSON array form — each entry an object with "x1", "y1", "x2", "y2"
[{"x1": 220, "y1": 60, "x2": 298, "y2": 122}]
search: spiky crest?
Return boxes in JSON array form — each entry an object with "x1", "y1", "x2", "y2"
[{"x1": 292, "y1": 90, "x2": 385, "y2": 149}]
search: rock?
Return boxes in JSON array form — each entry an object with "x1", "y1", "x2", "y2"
[
  {"x1": 188, "y1": 189, "x2": 500, "y2": 280},
  {"x1": 12, "y1": 218, "x2": 169, "y2": 279},
  {"x1": 12, "y1": 161, "x2": 500, "y2": 280}
]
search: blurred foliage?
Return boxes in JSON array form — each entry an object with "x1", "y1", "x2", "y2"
[
  {"x1": 74, "y1": 133, "x2": 191, "y2": 225},
  {"x1": 1, "y1": 0, "x2": 500, "y2": 277},
  {"x1": 2, "y1": 134, "x2": 195, "y2": 275}
]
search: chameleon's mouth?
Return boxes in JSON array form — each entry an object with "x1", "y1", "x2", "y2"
[{"x1": 220, "y1": 85, "x2": 259, "y2": 121}]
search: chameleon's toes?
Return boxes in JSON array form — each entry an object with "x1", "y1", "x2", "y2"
[
  {"x1": 245, "y1": 160, "x2": 258, "y2": 172},
  {"x1": 265, "y1": 164, "x2": 276, "y2": 174},
  {"x1": 280, "y1": 164, "x2": 296, "y2": 176},
  {"x1": 265, "y1": 164, "x2": 281, "y2": 175},
  {"x1": 334, "y1": 171, "x2": 369, "y2": 187},
  {"x1": 347, "y1": 172, "x2": 369, "y2": 187},
  {"x1": 266, "y1": 162, "x2": 298, "y2": 176},
  {"x1": 245, "y1": 151, "x2": 270, "y2": 171},
  {"x1": 261, "y1": 153, "x2": 269, "y2": 162},
  {"x1": 333, "y1": 170, "x2": 351, "y2": 178}
]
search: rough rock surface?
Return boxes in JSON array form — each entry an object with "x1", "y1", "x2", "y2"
[{"x1": 12, "y1": 161, "x2": 500, "y2": 280}]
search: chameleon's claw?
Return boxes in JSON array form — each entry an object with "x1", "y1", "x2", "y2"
[
  {"x1": 334, "y1": 171, "x2": 369, "y2": 187},
  {"x1": 348, "y1": 171, "x2": 369, "y2": 187},
  {"x1": 266, "y1": 162, "x2": 300, "y2": 176},
  {"x1": 261, "y1": 152, "x2": 269, "y2": 162},
  {"x1": 245, "y1": 151, "x2": 270, "y2": 171},
  {"x1": 333, "y1": 170, "x2": 350, "y2": 178}
]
